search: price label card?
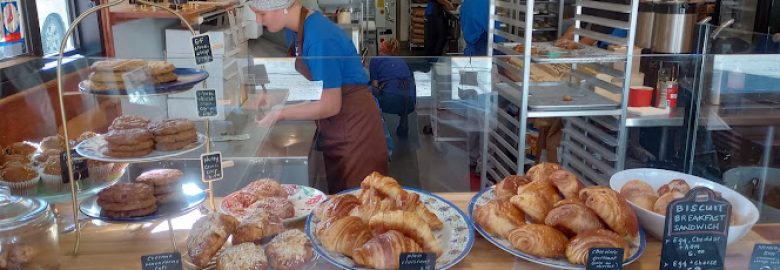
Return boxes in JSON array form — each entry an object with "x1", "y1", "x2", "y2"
[
  {"x1": 587, "y1": 248, "x2": 624, "y2": 270},
  {"x1": 749, "y1": 244, "x2": 780, "y2": 270},
  {"x1": 192, "y1": 34, "x2": 213, "y2": 65},
  {"x1": 141, "y1": 252, "x2": 182, "y2": 270},
  {"x1": 399, "y1": 252, "x2": 435, "y2": 270},
  {"x1": 200, "y1": 152, "x2": 223, "y2": 182},
  {"x1": 60, "y1": 149, "x2": 89, "y2": 183},
  {"x1": 196, "y1": 89, "x2": 218, "y2": 118},
  {"x1": 660, "y1": 187, "x2": 731, "y2": 270}
]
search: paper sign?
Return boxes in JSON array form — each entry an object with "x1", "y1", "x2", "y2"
[
  {"x1": 196, "y1": 89, "x2": 218, "y2": 118},
  {"x1": 200, "y1": 152, "x2": 223, "y2": 182},
  {"x1": 266, "y1": 76, "x2": 323, "y2": 101},
  {"x1": 587, "y1": 248, "x2": 624, "y2": 270},
  {"x1": 749, "y1": 244, "x2": 780, "y2": 270},
  {"x1": 192, "y1": 34, "x2": 213, "y2": 65},
  {"x1": 399, "y1": 252, "x2": 435, "y2": 270},
  {"x1": 141, "y1": 252, "x2": 182, "y2": 270}
]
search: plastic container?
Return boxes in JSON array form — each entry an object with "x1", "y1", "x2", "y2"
[
  {"x1": 0, "y1": 186, "x2": 60, "y2": 269},
  {"x1": 629, "y1": 86, "x2": 654, "y2": 107}
]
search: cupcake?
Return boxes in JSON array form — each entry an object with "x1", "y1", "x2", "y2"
[
  {"x1": 1, "y1": 154, "x2": 31, "y2": 166},
  {"x1": 0, "y1": 161, "x2": 40, "y2": 189},
  {"x1": 34, "y1": 149, "x2": 61, "y2": 164},
  {"x1": 87, "y1": 159, "x2": 114, "y2": 182},
  {"x1": 40, "y1": 157, "x2": 64, "y2": 191},
  {"x1": 5, "y1": 142, "x2": 37, "y2": 157},
  {"x1": 39, "y1": 136, "x2": 65, "y2": 152}
]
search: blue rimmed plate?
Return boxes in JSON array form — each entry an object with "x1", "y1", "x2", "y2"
[
  {"x1": 79, "y1": 68, "x2": 209, "y2": 96},
  {"x1": 305, "y1": 187, "x2": 475, "y2": 270},
  {"x1": 468, "y1": 187, "x2": 646, "y2": 269}
]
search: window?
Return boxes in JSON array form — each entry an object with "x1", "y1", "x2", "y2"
[
  {"x1": 0, "y1": 0, "x2": 28, "y2": 60},
  {"x1": 35, "y1": 0, "x2": 74, "y2": 55}
]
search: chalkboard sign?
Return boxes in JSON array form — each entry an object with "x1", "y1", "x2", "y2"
[
  {"x1": 587, "y1": 248, "x2": 624, "y2": 270},
  {"x1": 141, "y1": 252, "x2": 182, "y2": 270},
  {"x1": 192, "y1": 34, "x2": 213, "y2": 65},
  {"x1": 399, "y1": 252, "x2": 436, "y2": 270},
  {"x1": 660, "y1": 187, "x2": 731, "y2": 270},
  {"x1": 196, "y1": 89, "x2": 218, "y2": 118},
  {"x1": 200, "y1": 152, "x2": 223, "y2": 182},
  {"x1": 749, "y1": 244, "x2": 780, "y2": 270},
  {"x1": 60, "y1": 149, "x2": 88, "y2": 183}
]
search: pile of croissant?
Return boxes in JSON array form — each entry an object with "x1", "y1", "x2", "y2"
[
  {"x1": 474, "y1": 163, "x2": 640, "y2": 265},
  {"x1": 312, "y1": 172, "x2": 444, "y2": 269}
]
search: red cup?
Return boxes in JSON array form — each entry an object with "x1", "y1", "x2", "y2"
[{"x1": 629, "y1": 86, "x2": 653, "y2": 107}]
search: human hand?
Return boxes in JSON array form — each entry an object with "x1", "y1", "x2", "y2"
[
  {"x1": 250, "y1": 91, "x2": 282, "y2": 110},
  {"x1": 255, "y1": 108, "x2": 283, "y2": 127}
]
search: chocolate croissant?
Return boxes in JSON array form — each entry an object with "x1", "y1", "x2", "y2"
[
  {"x1": 368, "y1": 210, "x2": 442, "y2": 256},
  {"x1": 548, "y1": 169, "x2": 583, "y2": 199},
  {"x1": 473, "y1": 198, "x2": 525, "y2": 238},
  {"x1": 526, "y1": 162, "x2": 561, "y2": 183},
  {"x1": 579, "y1": 186, "x2": 639, "y2": 238},
  {"x1": 353, "y1": 230, "x2": 424, "y2": 270},
  {"x1": 619, "y1": 180, "x2": 658, "y2": 211},
  {"x1": 510, "y1": 192, "x2": 553, "y2": 223},
  {"x1": 517, "y1": 179, "x2": 562, "y2": 205},
  {"x1": 565, "y1": 229, "x2": 630, "y2": 265},
  {"x1": 507, "y1": 224, "x2": 569, "y2": 258},
  {"x1": 315, "y1": 216, "x2": 372, "y2": 258},
  {"x1": 314, "y1": 194, "x2": 361, "y2": 221},
  {"x1": 544, "y1": 199, "x2": 604, "y2": 237},
  {"x1": 494, "y1": 175, "x2": 530, "y2": 199}
]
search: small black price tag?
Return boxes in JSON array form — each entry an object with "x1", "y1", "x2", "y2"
[
  {"x1": 141, "y1": 252, "x2": 182, "y2": 270},
  {"x1": 587, "y1": 248, "x2": 624, "y2": 270},
  {"x1": 660, "y1": 187, "x2": 731, "y2": 270},
  {"x1": 196, "y1": 89, "x2": 218, "y2": 118},
  {"x1": 749, "y1": 244, "x2": 780, "y2": 270},
  {"x1": 399, "y1": 252, "x2": 435, "y2": 270},
  {"x1": 60, "y1": 150, "x2": 88, "y2": 183},
  {"x1": 192, "y1": 34, "x2": 213, "y2": 65},
  {"x1": 200, "y1": 152, "x2": 223, "y2": 182}
]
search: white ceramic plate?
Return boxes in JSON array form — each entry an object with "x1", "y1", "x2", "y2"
[
  {"x1": 468, "y1": 187, "x2": 646, "y2": 270},
  {"x1": 305, "y1": 187, "x2": 475, "y2": 270},
  {"x1": 220, "y1": 184, "x2": 327, "y2": 223},
  {"x1": 75, "y1": 134, "x2": 206, "y2": 163}
]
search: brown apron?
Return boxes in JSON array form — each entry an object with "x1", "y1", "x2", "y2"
[{"x1": 289, "y1": 8, "x2": 388, "y2": 194}]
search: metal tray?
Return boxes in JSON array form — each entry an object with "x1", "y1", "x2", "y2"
[
  {"x1": 527, "y1": 82, "x2": 619, "y2": 110},
  {"x1": 495, "y1": 42, "x2": 625, "y2": 64}
]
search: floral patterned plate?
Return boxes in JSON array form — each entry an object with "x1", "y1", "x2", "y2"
[
  {"x1": 305, "y1": 187, "x2": 475, "y2": 270},
  {"x1": 468, "y1": 187, "x2": 646, "y2": 270},
  {"x1": 220, "y1": 184, "x2": 326, "y2": 223}
]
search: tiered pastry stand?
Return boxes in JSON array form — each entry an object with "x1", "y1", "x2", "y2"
[{"x1": 56, "y1": 0, "x2": 221, "y2": 255}]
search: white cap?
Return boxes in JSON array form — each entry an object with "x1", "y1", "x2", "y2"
[{"x1": 247, "y1": 0, "x2": 296, "y2": 11}]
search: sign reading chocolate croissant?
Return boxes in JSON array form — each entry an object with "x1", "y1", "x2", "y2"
[
  {"x1": 566, "y1": 229, "x2": 629, "y2": 265},
  {"x1": 368, "y1": 210, "x2": 442, "y2": 256}
]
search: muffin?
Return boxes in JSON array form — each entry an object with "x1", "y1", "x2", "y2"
[
  {"x1": 34, "y1": 149, "x2": 61, "y2": 164},
  {"x1": 40, "y1": 157, "x2": 63, "y2": 190},
  {"x1": 1, "y1": 154, "x2": 30, "y2": 166},
  {"x1": 87, "y1": 159, "x2": 114, "y2": 182},
  {"x1": 39, "y1": 136, "x2": 65, "y2": 152},
  {"x1": 5, "y1": 142, "x2": 37, "y2": 157},
  {"x1": 0, "y1": 162, "x2": 40, "y2": 189}
]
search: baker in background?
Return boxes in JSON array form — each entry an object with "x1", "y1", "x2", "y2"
[
  {"x1": 425, "y1": 0, "x2": 455, "y2": 58},
  {"x1": 369, "y1": 39, "x2": 417, "y2": 137},
  {"x1": 459, "y1": 0, "x2": 491, "y2": 56}
]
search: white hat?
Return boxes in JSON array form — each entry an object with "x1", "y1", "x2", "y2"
[{"x1": 247, "y1": 0, "x2": 296, "y2": 11}]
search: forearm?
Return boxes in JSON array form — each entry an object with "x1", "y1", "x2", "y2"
[{"x1": 277, "y1": 88, "x2": 342, "y2": 121}]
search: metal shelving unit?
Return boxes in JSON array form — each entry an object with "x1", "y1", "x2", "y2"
[{"x1": 482, "y1": 0, "x2": 639, "y2": 186}]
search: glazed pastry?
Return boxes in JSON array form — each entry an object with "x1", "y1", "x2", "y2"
[
  {"x1": 186, "y1": 213, "x2": 240, "y2": 268},
  {"x1": 473, "y1": 198, "x2": 525, "y2": 238},
  {"x1": 265, "y1": 229, "x2": 314, "y2": 270},
  {"x1": 360, "y1": 172, "x2": 405, "y2": 200},
  {"x1": 510, "y1": 192, "x2": 552, "y2": 223},
  {"x1": 620, "y1": 180, "x2": 659, "y2": 211},
  {"x1": 579, "y1": 186, "x2": 639, "y2": 238},
  {"x1": 313, "y1": 194, "x2": 361, "y2": 221},
  {"x1": 657, "y1": 179, "x2": 690, "y2": 196},
  {"x1": 517, "y1": 179, "x2": 562, "y2": 205},
  {"x1": 525, "y1": 162, "x2": 561, "y2": 183},
  {"x1": 216, "y1": 242, "x2": 268, "y2": 270},
  {"x1": 349, "y1": 198, "x2": 398, "y2": 223},
  {"x1": 232, "y1": 211, "x2": 285, "y2": 245},
  {"x1": 494, "y1": 175, "x2": 530, "y2": 199},
  {"x1": 544, "y1": 199, "x2": 604, "y2": 236},
  {"x1": 653, "y1": 191, "x2": 685, "y2": 215},
  {"x1": 353, "y1": 230, "x2": 424, "y2": 269},
  {"x1": 507, "y1": 224, "x2": 568, "y2": 258},
  {"x1": 548, "y1": 169, "x2": 583, "y2": 199},
  {"x1": 394, "y1": 192, "x2": 443, "y2": 230},
  {"x1": 315, "y1": 216, "x2": 372, "y2": 257},
  {"x1": 242, "y1": 179, "x2": 288, "y2": 198},
  {"x1": 565, "y1": 229, "x2": 630, "y2": 265},
  {"x1": 368, "y1": 210, "x2": 442, "y2": 255}
]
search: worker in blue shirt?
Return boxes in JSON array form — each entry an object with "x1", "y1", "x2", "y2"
[
  {"x1": 459, "y1": 0, "x2": 489, "y2": 56},
  {"x1": 425, "y1": 0, "x2": 455, "y2": 57},
  {"x1": 249, "y1": 0, "x2": 388, "y2": 193},
  {"x1": 369, "y1": 39, "x2": 417, "y2": 137}
]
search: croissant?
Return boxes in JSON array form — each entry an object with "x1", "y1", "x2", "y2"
[
  {"x1": 549, "y1": 169, "x2": 583, "y2": 199},
  {"x1": 565, "y1": 229, "x2": 630, "y2": 265},
  {"x1": 361, "y1": 172, "x2": 405, "y2": 199},
  {"x1": 368, "y1": 210, "x2": 442, "y2": 256},
  {"x1": 526, "y1": 162, "x2": 561, "y2": 182},
  {"x1": 395, "y1": 192, "x2": 443, "y2": 230},
  {"x1": 619, "y1": 180, "x2": 658, "y2": 211},
  {"x1": 314, "y1": 194, "x2": 361, "y2": 221},
  {"x1": 653, "y1": 191, "x2": 685, "y2": 215},
  {"x1": 657, "y1": 179, "x2": 690, "y2": 196},
  {"x1": 349, "y1": 198, "x2": 398, "y2": 224},
  {"x1": 353, "y1": 230, "x2": 423, "y2": 269},
  {"x1": 510, "y1": 192, "x2": 553, "y2": 223},
  {"x1": 473, "y1": 198, "x2": 525, "y2": 238},
  {"x1": 544, "y1": 199, "x2": 604, "y2": 237},
  {"x1": 358, "y1": 187, "x2": 387, "y2": 205},
  {"x1": 507, "y1": 224, "x2": 569, "y2": 258},
  {"x1": 579, "y1": 186, "x2": 639, "y2": 238},
  {"x1": 494, "y1": 175, "x2": 530, "y2": 199},
  {"x1": 315, "y1": 216, "x2": 373, "y2": 258},
  {"x1": 517, "y1": 180, "x2": 562, "y2": 205}
]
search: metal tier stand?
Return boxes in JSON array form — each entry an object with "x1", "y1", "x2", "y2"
[
  {"x1": 56, "y1": 0, "x2": 214, "y2": 255},
  {"x1": 483, "y1": 0, "x2": 639, "y2": 186}
]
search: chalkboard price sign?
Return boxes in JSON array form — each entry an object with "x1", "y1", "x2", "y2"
[
  {"x1": 60, "y1": 149, "x2": 89, "y2": 183},
  {"x1": 399, "y1": 252, "x2": 436, "y2": 270},
  {"x1": 192, "y1": 34, "x2": 213, "y2": 65},
  {"x1": 749, "y1": 244, "x2": 780, "y2": 270},
  {"x1": 196, "y1": 89, "x2": 218, "y2": 118},
  {"x1": 587, "y1": 248, "x2": 624, "y2": 270},
  {"x1": 660, "y1": 187, "x2": 731, "y2": 270},
  {"x1": 200, "y1": 152, "x2": 223, "y2": 182},
  {"x1": 141, "y1": 252, "x2": 182, "y2": 270}
]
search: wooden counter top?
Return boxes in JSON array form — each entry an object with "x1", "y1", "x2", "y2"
[{"x1": 58, "y1": 192, "x2": 777, "y2": 269}]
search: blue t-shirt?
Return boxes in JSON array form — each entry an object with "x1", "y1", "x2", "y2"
[
  {"x1": 369, "y1": 57, "x2": 416, "y2": 96},
  {"x1": 460, "y1": 0, "x2": 505, "y2": 56},
  {"x1": 425, "y1": 0, "x2": 442, "y2": 17},
  {"x1": 286, "y1": 12, "x2": 368, "y2": 89}
]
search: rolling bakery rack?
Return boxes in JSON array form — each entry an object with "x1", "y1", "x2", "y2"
[{"x1": 55, "y1": 0, "x2": 223, "y2": 255}]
